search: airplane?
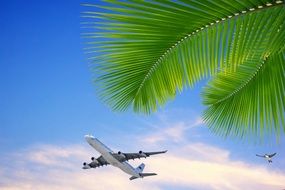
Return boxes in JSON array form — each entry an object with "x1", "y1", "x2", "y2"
[
  {"x1": 82, "y1": 135, "x2": 167, "y2": 180},
  {"x1": 256, "y1": 153, "x2": 277, "y2": 163}
]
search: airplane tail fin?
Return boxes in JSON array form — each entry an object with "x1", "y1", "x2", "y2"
[
  {"x1": 135, "y1": 163, "x2": 145, "y2": 173},
  {"x1": 129, "y1": 173, "x2": 157, "y2": 180},
  {"x1": 130, "y1": 163, "x2": 157, "y2": 180}
]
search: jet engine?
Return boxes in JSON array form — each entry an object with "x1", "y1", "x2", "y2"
[
  {"x1": 139, "y1": 150, "x2": 147, "y2": 157},
  {"x1": 82, "y1": 162, "x2": 91, "y2": 169},
  {"x1": 117, "y1": 151, "x2": 126, "y2": 159},
  {"x1": 91, "y1": 157, "x2": 99, "y2": 164}
]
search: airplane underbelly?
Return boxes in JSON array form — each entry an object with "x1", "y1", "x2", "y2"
[
  {"x1": 117, "y1": 162, "x2": 139, "y2": 177},
  {"x1": 103, "y1": 153, "x2": 138, "y2": 176}
]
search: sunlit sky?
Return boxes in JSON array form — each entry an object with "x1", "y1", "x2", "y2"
[{"x1": 1, "y1": 1, "x2": 285, "y2": 190}]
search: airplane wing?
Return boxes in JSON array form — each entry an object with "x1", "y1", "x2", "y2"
[
  {"x1": 83, "y1": 155, "x2": 109, "y2": 169},
  {"x1": 112, "y1": 150, "x2": 167, "y2": 162},
  {"x1": 269, "y1": 153, "x2": 276, "y2": 157},
  {"x1": 256, "y1": 154, "x2": 265, "y2": 158}
]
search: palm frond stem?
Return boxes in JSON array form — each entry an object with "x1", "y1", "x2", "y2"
[{"x1": 134, "y1": 1, "x2": 284, "y2": 98}]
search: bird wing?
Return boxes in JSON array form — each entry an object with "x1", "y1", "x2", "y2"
[
  {"x1": 269, "y1": 153, "x2": 276, "y2": 158},
  {"x1": 256, "y1": 154, "x2": 265, "y2": 158}
]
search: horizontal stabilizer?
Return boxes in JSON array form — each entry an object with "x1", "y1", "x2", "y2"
[
  {"x1": 129, "y1": 173, "x2": 157, "y2": 180},
  {"x1": 129, "y1": 176, "x2": 138, "y2": 180},
  {"x1": 140, "y1": 173, "x2": 157, "y2": 177}
]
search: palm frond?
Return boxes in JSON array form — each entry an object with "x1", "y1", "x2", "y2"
[
  {"x1": 83, "y1": 1, "x2": 284, "y2": 114},
  {"x1": 202, "y1": 51, "x2": 285, "y2": 138},
  {"x1": 82, "y1": 1, "x2": 285, "y2": 139}
]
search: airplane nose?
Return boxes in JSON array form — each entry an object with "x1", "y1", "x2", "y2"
[
  {"x1": 85, "y1": 134, "x2": 95, "y2": 140},
  {"x1": 84, "y1": 135, "x2": 90, "y2": 139}
]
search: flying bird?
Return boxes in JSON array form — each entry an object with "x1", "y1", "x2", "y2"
[{"x1": 256, "y1": 153, "x2": 277, "y2": 163}]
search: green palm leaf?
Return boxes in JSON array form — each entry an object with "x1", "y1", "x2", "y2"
[
  {"x1": 202, "y1": 51, "x2": 285, "y2": 139},
  {"x1": 82, "y1": 0, "x2": 285, "y2": 139}
]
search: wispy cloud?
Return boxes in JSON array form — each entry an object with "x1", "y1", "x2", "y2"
[
  {"x1": 1, "y1": 110, "x2": 284, "y2": 190},
  {"x1": 24, "y1": 144, "x2": 89, "y2": 166},
  {"x1": 0, "y1": 144, "x2": 158, "y2": 190},
  {"x1": 141, "y1": 116, "x2": 204, "y2": 145},
  {"x1": 1, "y1": 141, "x2": 285, "y2": 190}
]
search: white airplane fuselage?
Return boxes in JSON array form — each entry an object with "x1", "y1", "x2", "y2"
[{"x1": 85, "y1": 135, "x2": 140, "y2": 178}]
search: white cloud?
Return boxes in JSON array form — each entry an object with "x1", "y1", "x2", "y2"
[
  {"x1": 1, "y1": 111, "x2": 284, "y2": 190},
  {"x1": 0, "y1": 145, "x2": 158, "y2": 190},
  {"x1": 141, "y1": 117, "x2": 204, "y2": 145},
  {"x1": 25, "y1": 144, "x2": 88, "y2": 166},
  {"x1": 1, "y1": 141, "x2": 285, "y2": 190},
  {"x1": 150, "y1": 153, "x2": 285, "y2": 190}
]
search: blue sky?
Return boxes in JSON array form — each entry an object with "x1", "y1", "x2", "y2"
[{"x1": 1, "y1": 1, "x2": 285, "y2": 190}]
